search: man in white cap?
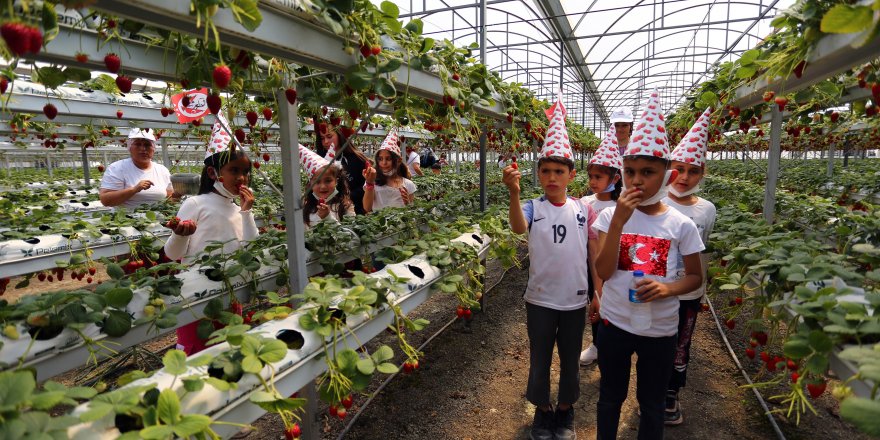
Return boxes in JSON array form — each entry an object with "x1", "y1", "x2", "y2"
[
  {"x1": 99, "y1": 128, "x2": 175, "y2": 208},
  {"x1": 609, "y1": 108, "x2": 634, "y2": 156}
]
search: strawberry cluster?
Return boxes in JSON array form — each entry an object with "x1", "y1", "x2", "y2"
[{"x1": 1, "y1": 22, "x2": 43, "y2": 57}]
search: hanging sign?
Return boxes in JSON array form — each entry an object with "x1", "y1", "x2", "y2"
[{"x1": 171, "y1": 88, "x2": 209, "y2": 123}]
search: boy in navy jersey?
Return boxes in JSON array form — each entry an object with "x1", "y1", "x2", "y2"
[{"x1": 504, "y1": 93, "x2": 600, "y2": 440}]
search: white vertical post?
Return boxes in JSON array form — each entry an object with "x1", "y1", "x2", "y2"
[
  {"x1": 763, "y1": 105, "x2": 783, "y2": 224},
  {"x1": 81, "y1": 147, "x2": 91, "y2": 186},
  {"x1": 161, "y1": 138, "x2": 171, "y2": 167},
  {"x1": 46, "y1": 152, "x2": 53, "y2": 178}
]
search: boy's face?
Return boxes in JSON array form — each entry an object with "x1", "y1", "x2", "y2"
[
  {"x1": 670, "y1": 161, "x2": 705, "y2": 194},
  {"x1": 622, "y1": 157, "x2": 668, "y2": 200},
  {"x1": 538, "y1": 160, "x2": 575, "y2": 197},
  {"x1": 587, "y1": 166, "x2": 617, "y2": 194}
]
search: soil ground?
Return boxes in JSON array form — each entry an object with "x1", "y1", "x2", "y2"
[{"x1": 235, "y1": 247, "x2": 871, "y2": 440}]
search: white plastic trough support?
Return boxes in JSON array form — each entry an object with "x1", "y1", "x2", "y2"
[{"x1": 64, "y1": 230, "x2": 491, "y2": 438}]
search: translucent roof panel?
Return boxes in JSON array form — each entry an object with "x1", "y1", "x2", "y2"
[{"x1": 379, "y1": 0, "x2": 794, "y2": 133}]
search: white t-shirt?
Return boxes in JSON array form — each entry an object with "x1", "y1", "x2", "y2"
[
  {"x1": 406, "y1": 151, "x2": 420, "y2": 176},
  {"x1": 306, "y1": 202, "x2": 356, "y2": 228},
  {"x1": 593, "y1": 206, "x2": 704, "y2": 337},
  {"x1": 369, "y1": 179, "x2": 417, "y2": 211},
  {"x1": 100, "y1": 158, "x2": 172, "y2": 209},
  {"x1": 521, "y1": 196, "x2": 597, "y2": 310},
  {"x1": 580, "y1": 194, "x2": 617, "y2": 214},
  {"x1": 663, "y1": 196, "x2": 717, "y2": 300},
  {"x1": 163, "y1": 192, "x2": 260, "y2": 265}
]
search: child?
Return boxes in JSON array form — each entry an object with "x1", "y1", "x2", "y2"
[
  {"x1": 165, "y1": 116, "x2": 259, "y2": 355},
  {"x1": 504, "y1": 94, "x2": 600, "y2": 440},
  {"x1": 299, "y1": 144, "x2": 355, "y2": 228},
  {"x1": 592, "y1": 91, "x2": 704, "y2": 440},
  {"x1": 362, "y1": 128, "x2": 416, "y2": 212},
  {"x1": 578, "y1": 127, "x2": 623, "y2": 367},
  {"x1": 662, "y1": 108, "x2": 717, "y2": 425}
]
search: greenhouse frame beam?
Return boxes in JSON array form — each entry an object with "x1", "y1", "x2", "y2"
[{"x1": 91, "y1": 0, "x2": 507, "y2": 119}]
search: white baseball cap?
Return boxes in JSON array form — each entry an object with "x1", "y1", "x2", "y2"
[
  {"x1": 128, "y1": 128, "x2": 156, "y2": 142},
  {"x1": 609, "y1": 108, "x2": 634, "y2": 124}
]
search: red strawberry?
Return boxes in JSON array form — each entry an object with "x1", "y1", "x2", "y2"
[
  {"x1": 207, "y1": 94, "x2": 222, "y2": 114},
  {"x1": 262, "y1": 153, "x2": 270, "y2": 162},
  {"x1": 88, "y1": 267, "x2": 97, "y2": 276},
  {"x1": 101, "y1": 128, "x2": 110, "y2": 136},
  {"x1": 235, "y1": 128, "x2": 246, "y2": 143},
  {"x1": 792, "y1": 60, "x2": 806, "y2": 79},
  {"x1": 341, "y1": 395, "x2": 353, "y2": 409},
  {"x1": 463, "y1": 309, "x2": 472, "y2": 319},
  {"x1": 725, "y1": 319, "x2": 735, "y2": 329},
  {"x1": 807, "y1": 380, "x2": 826, "y2": 398},
  {"x1": 116, "y1": 110, "x2": 123, "y2": 119},
  {"x1": 284, "y1": 424, "x2": 301, "y2": 440},
  {"x1": 762, "y1": 91, "x2": 774, "y2": 102},
  {"x1": 285, "y1": 88, "x2": 297, "y2": 104},
  {"x1": 75, "y1": 52, "x2": 88, "y2": 63},
  {"x1": 104, "y1": 53, "x2": 121, "y2": 73},
  {"x1": 97, "y1": 164, "x2": 105, "y2": 172},
  {"x1": 43, "y1": 103, "x2": 58, "y2": 120},
  {"x1": 791, "y1": 372, "x2": 800, "y2": 383},
  {"x1": 318, "y1": 198, "x2": 325, "y2": 204},
  {"x1": 403, "y1": 362, "x2": 414, "y2": 374},
  {"x1": 745, "y1": 348, "x2": 756, "y2": 359},
  {"x1": 786, "y1": 359, "x2": 798, "y2": 371},
  {"x1": 321, "y1": 105, "x2": 328, "y2": 116},
  {"x1": 115, "y1": 75, "x2": 132, "y2": 93},
  {"x1": 253, "y1": 161, "x2": 261, "y2": 169},
  {"x1": 734, "y1": 297, "x2": 743, "y2": 305},
  {"x1": 348, "y1": 109, "x2": 359, "y2": 119},
  {"x1": 1, "y1": 23, "x2": 31, "y2": 56},
  {"x1": 452, "y1": 73, "x2": 460, "y2": 81},
  {"x1": 774, "y1": 97, "x2": 788, "y2": 112},
  {"x1": 753, "y1": 331, "x2": 768, "y2": 346},
  {"x1": 701, "y1": 303, "x2": 709, "y2": 312},
  {"x1": 246, "y1": 111, "x2": 258, "y2": 126},
  {"x1": 456, "y1": 306, "x2": 465, "y2": 318},
  {"x1": 359, "y1": 44, "x2": 371, "y2": 58},
  {"x1": 262, "y1": 107, "x2": 272, "y2": 120},
  {"x1": 872, "y1": 83, "x2": 880, "y2": 101},
  {"x1": 830, "y1": 111, "x2": 839, "y2": 123},
  {"x1": 330, "y1": 116, "x2": 341, "y2": 126},
  {"x1": 328, "y1": 405, "x2": 338, "y2": 417},
  {"x1": 212, "y1": 64, "x2": 231, "y2": 89},
  {"x1": 0, "y1": 77, "x2": 7, "y2": 94},
  {"x1": 336, "y1": 407, "x2": 347, "y2": 419},
  {"x1": 371, "y1": 45, "x2": 381, "y2": 56},
  {"x1": 511, "y1": 162, "x2": 518, "y2": 170}
]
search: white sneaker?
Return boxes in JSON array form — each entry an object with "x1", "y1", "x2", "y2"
[{"x1": 579, "y1": 344, "x2": 598, "y2": 366}]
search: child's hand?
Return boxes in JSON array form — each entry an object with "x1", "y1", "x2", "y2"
[
  {"x1": 612, "y1": 187, "x2": 643, "y2": 224},
  {"x1": 362, "y1": 165, "x2": 377, "y2": 184},
  {"x1": 399, "y1": 187, "x2": 410, "y2": 205},
  {"x1": 172, "y1": 219, "x2": 197, "y2": 236},
  {"x1": 502, "y1": 165, "x2": 521, "y2": 195},
  {"x1": 635, "y1": 278, "x2": 672, "y2": 302},
  {"x1": 238, "y1": 185, "x2": 254, "y2": 211},
  {"x1": 317, "y1": 199, "x2": 330, "y2": 218},
  {"x1": 589, "y1": 296, "x2": 601, "y2": 324}
]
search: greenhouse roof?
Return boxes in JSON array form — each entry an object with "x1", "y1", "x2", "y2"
[{"x1": 389, "y1": 0, "x2": 794, "y2": 133}]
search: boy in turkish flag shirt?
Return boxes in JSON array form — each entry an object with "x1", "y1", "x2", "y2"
[{"x1": 591, "y1": 91, "x2": 705, "y2": 440}]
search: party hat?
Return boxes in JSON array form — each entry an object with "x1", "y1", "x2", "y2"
[
  {"x1": 589, "y1": 125, "x2": 623, "y2": 169},
  {"x1": 669, "y1": 107, "x2": 711, "y2": 166},
  {"x1": 540, "y1": 92, "x2": 573, "y2": 160},
  {"x1": 378, "y1": 127, "x2": 401, "y2": 157},
  {"x1": 206, "y1": 112, "x2": 232, "y2": 158},
  {"x1": 299, "y1": 144, "x2": 338, "y2": 178},
  {"x1": 624, "y1": 90, "x2": 669, "y2": 159}
]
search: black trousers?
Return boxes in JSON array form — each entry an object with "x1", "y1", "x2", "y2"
[
  {"x1": 525, "y1": 302, "x2": 587, "y2": 407},
  {"x1": 596, "y1": 321, "x2": 676, "y2": 440},
  {"x1": 669, "y1": 298, "x2": 702, "y2": 393}
]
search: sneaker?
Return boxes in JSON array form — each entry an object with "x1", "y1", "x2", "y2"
[
  {"x1": 554, "y1": 406, "x2": 576, "y2": 440},
  {"x1": 529, "y1": 407, "x2": 555, "y2": 440},
  {"x1": 579, "y1": 344, "x2": 598, "y2": 366},
  {"x1": 665, "y1": 391, "x2": 683, "y2": 426}
]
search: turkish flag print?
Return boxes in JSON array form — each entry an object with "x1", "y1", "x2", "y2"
[{"x1": 617, "y1": 233, "x2": 671, "y2": 277}]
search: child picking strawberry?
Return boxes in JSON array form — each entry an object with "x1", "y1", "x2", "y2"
[
  {"x1": 299, "y1": 145, "x2": 355, "y2": 228},
  {"x1": 362, "y1": 128, "x2": 416, "y2": 212}
]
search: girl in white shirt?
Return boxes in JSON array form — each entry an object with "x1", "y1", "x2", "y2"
[
  {"x1": 362, "y1": 148, "x2": 416, "y2": 212},
  {"x1": 164, "y1": 149, "x2": 259, "y2": 355},
  {"x1": 302, "y1": 164, "x2": 355, "y2": 228}
]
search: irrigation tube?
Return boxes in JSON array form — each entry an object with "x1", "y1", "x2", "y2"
[
  {"x1": 706, "y1": 296, "x2": 786, "y2": 440},
  {"x1": 335, "y1": 257, "x2": 525, "y2": 439}
]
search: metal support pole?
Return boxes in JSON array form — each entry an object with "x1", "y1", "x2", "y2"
[
  {"x1": 103, "y1": 151, "x2": 108, "y2": 168},
  {"x1": 46, "y1": 152, "x2": 53, "y2": 178},
  {"x1": 4, "y1": 154, "x2": 9, "y2": 178},
  {"x1": 81, "y1": 147, "x2": 91, "y2": 187},
  {"x1": 479, "y1": 0, "x2": 487, "y2": 212},
  {"x1": 275, "y1": 89, "x2": 318, "y2": 439},
  {"x1": 827, "y1": 142, "x2": 835, "y2": 179},
  {"x1": 763, "y1": 106, "x2": 783, "y2": 224},
  {"x1": 161, "y1": 138, "x2": 171, "y2": 168}
]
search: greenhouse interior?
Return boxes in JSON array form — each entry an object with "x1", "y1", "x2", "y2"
[{"x1": 1, "y1": 0, "x2": 879, "y2": 439}]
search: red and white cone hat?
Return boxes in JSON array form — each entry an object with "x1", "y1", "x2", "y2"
[
  {"x1": 590, "y1": 125, "x2": 623, "y2": 170},
  {"x1": 624, "y1": 90, "x2": 669, "y2": 159},
  {"x1": 378, "y1": 127, "x2": 401, "y2": 157},
  {"x1": 669, "y1": 107, "x2": 711, "y2": 166},
  {"x1": 206, "y1": 112, "x2": 232, "y2": 158},
  {"x1": 299, "y1": 144, "x2": 338, "y2": 178},
  {"x1": 540, "y1": 93, "x2": 573, "y2": 160}
]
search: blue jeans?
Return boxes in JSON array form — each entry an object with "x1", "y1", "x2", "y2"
[{"x1": 596, "y1": 321, "x2": 676, "y2": 440}]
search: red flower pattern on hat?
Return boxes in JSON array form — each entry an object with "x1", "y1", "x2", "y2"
[
  {"x1": 669, "y1": 107, "x2": 711, "y2": 166},
  {"x1": 206, "y1": 112, "x2": 232, "y2": 159},
  {"x1": 378, "y1": 127, "x2": 401, "y2": 157},
  {"x1": 624, "y1": 90, "x2": 669, "y2": 159},
  {"x1": 590, "y1": 125, "x2": 623, "y2": 169},
  {"x1": 299, "y1": 143, "x2": 338, "y2": 178}
]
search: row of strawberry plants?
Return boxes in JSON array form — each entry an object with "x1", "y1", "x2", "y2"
[
  {"x1": 0, "y1": 171, "x2": 536, "y2": 438},
  {"x1": 701, "y1": 174, "x2": 880, "y2": 434},
  {"x1": 708, "y1": 159, "x2": 880, "y2": 200}
]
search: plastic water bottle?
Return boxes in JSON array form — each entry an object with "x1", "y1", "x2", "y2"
[{"x1": 629, "y1": 270, "x2": 652, "y2": 331}]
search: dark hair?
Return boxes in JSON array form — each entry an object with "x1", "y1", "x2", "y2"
[
  {"x1": 623, "y1": 155, "x2": 669, "y2": 168},
  {"x1": 198, "y1": 149, "x2": 251, "y2": 195},
  {"x1": 587, "y1": 163, "x2": 622, "y2": 200},
  {"x1": 316, "y1": 127, "x2": 369, "y2": 164},
  {"x1": 537, "y1": 156, "x2": 575, "y2": 171},
  {"x1": 430, "y1": 163, "x2": 441, "y2": 170},
  {"x1": 375, "y1": 150, "x2": 410, "y2": 185},
  {"x1": 302, "y1": 166, "x2": 352, "y2": 225}
]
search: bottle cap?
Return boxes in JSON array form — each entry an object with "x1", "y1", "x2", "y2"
[{"x1": 633, "y1": 270, "x2": 644, "y2": 277}]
